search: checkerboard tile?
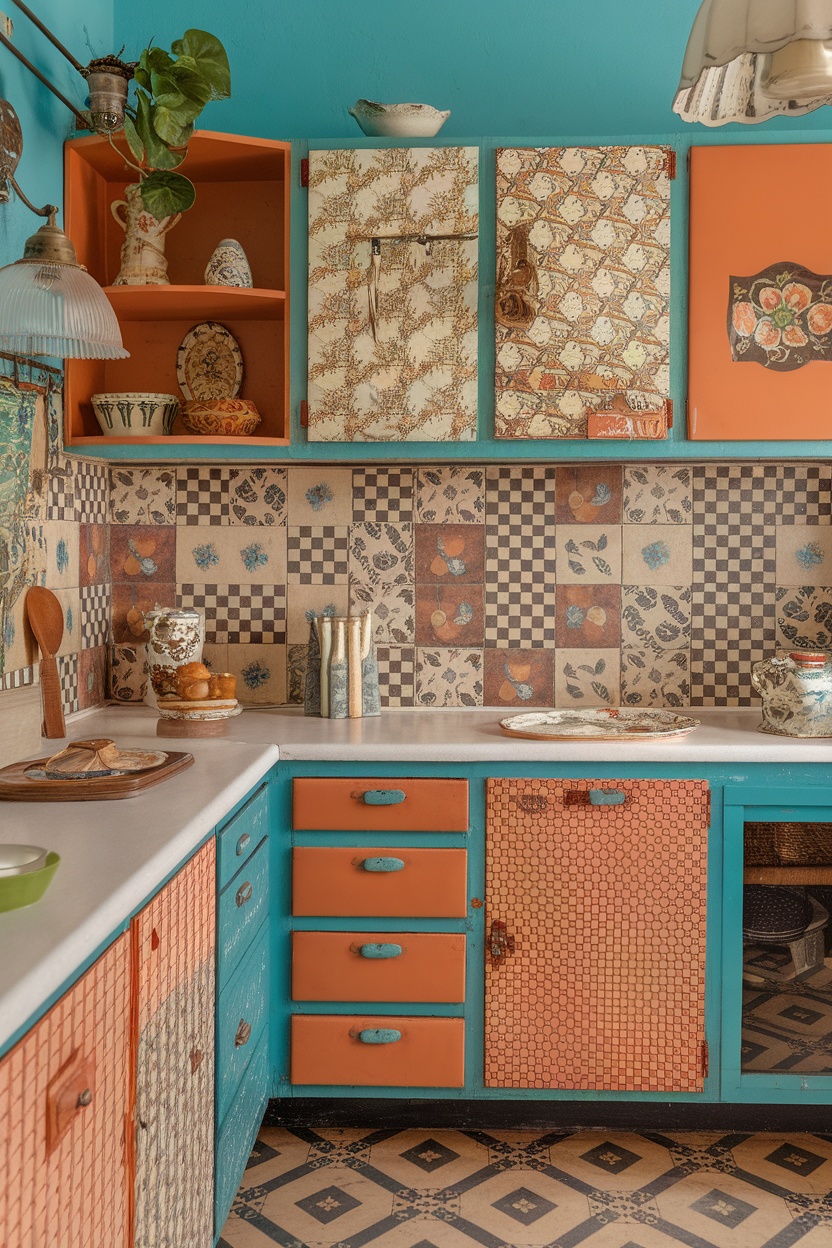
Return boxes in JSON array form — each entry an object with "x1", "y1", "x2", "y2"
[
  {"x1": 485, "y1": 525, "x2": 556, "y2": 644},
  {"x1": 779, "y1": 464, "x2": 832, "y2": 524},
  {"x1": 177, "y1": 584, "x2": 286, "y2": 644},
  {"x1": 46, "y1": 462, "x2": 74, "y2": 520},
  {"x1": 692, "y1": 466, "x2": 778, "y2": 583},
  {"x1": 352, "y1": 468, "x2": 414, "y2": 523},
  {"x1": 72, "y1": 458, "x2": 108, "y2": 523},
  {"x1": 0, "y1": 664, "x2": 36, "y2": 691},
  {"x1": 58, "y1": 652, "x2": 79, "y2": 715},
  {"x1": 287, "y1": 526, "x2": 349, "y2": 584},
  {"x1": 690, "y1": 587, "x2": 777, "y2": 704},
  {"x1": 376, "y1": 645, "x2": 416, "y2": 706},
  {"x1": 176, "y1": 467, "x2": 232, "y2": 524},
  {"x1": 486, "y1": 465, "x2": 556, "y2": 524},
  {"x1": 80, "y1": 584, "x2": 111, "y2": 647}
]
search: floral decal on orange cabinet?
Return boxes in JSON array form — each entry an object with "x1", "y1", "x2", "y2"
[
  {"x1": 307, "y1": 147, "x2": 478, "y2": 442},
  {"x1": 494, "y1": 145, "x2": 672, "y2": 438},
  {"x1": 729, "y1": 262, "x2": 832, "y2": 370}
]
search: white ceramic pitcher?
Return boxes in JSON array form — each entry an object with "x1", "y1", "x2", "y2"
[{"x1": 111, "y1": 183, "x2": 181, "y2": 285}]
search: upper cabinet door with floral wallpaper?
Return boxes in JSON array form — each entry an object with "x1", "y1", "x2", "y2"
[
  {"x1": 307, "y1": 147, "x2": 479, "y2": 442},
  {"x1": 494, "y1": 146, "x2": 673, "y2": 439}
]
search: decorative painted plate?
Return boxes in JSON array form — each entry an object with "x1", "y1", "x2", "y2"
[
  {"x1": 498, "y1": 709, "x2": 701, "y2": 741},
  {"x1": 158, "y1": 703, "x2": 243, "y2": 722},
  {"x1": 176, "y1": 321, "x2": 244, "y2": 401}
]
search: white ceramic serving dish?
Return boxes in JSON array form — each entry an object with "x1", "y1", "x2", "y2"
[
  {"x1": 0, "y1": 844, "x2": 49, "y2": 877},
  {"x1": 499, "y1": 709, "x2": 701, "y2": 742},
  {"x1": 348, "y1": 99, "x2": 451, "y2": 137},
  {"x1": 91, "y1": 392, "x2": 179, "y2": 437}
]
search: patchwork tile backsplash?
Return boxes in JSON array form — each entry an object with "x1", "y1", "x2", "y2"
[{"x1": 105, "y1": 460, "x2": 832, "y2": 710}]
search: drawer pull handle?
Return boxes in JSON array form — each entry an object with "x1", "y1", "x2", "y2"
[
  {"x1": 361, "y1": 857, "x2": 404, "y2": 873},
  {"x1": 564, "y1": 789, "x2": 627, "y2": 807},
  {"x1": 236, "y1": 832, "x2": 251, "y2": 856},
  {"x1": 357, "y1": 1028, "x2": 402, "y2": 1044},
  {"x1": 235, "y1": 1019, "x2": 252, "y2": 1048},
  {"x1": 357, "y1": 943, "x2": 403, "y2": 959},
  {"x1": 236, "y1": 881, "x2": 253, "y2": 907},
  {"x1": 360, "y1": 789, "x2": 406, "y2": 806}
]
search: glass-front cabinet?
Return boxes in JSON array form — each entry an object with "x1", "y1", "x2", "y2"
[{"x1": 723, "y1": 786, "x2": 832, "y2": 1102}]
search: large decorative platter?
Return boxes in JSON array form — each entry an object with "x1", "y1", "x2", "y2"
[
  {"x1": 176, "y1": 320, "x2": 244, "y2": 401},
  {"x1": 499, "y1": 709, "x2": 701, "y2": 741}
]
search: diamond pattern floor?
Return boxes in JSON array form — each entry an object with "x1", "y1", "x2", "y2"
[{"x1": 218, "y1": 1126, "x2": 832, "y2": 1248}]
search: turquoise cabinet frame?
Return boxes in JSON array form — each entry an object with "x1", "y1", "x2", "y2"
[{"x1": 722, "y1": 784, "x2": 832, "y2": 1105}]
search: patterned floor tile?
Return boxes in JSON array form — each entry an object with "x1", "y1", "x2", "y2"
[
  {"x1": 110, "y1": 525, "x2": 176, "y2": 583},
  {"x1": 178, "y1": 526, "x2": 287, "y2": 585},
  {"x1": 79, "y1": 522, "x2": 110, "y2": 586},
  {"x1": 621, "y1": 648, "x2": 691, "y2": 708},
  {"x1": 416, "y1": 467, "x2": 485, "y2": 524},
  {"x1": 227, "y1": 643, "x2": 286, "y2": 705},
  {"x1": 354, "y1": 468, "x2": 414, "y2": 523},
  {"x1": 286, "y1": 584, "x2": 350, "y2": 645}
]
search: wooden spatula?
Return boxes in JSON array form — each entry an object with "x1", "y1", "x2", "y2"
[{"x1": 25, "y1": 587, "x2": 66, "y2": 739}]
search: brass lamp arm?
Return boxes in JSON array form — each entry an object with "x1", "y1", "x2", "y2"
[{"x1": 4, "y1": 169, "x2": 56, "y2": 219}]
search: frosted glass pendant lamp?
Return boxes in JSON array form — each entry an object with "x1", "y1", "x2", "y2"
[
  {"x1": 673, "y1": 0, "x2": 832, "y2": 125},
  {"x1": 0, "y1": 98, "x2": 127, "y2": 359}
]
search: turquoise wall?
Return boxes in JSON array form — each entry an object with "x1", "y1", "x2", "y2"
[
  {"x1": 112, "y1": 0, "x2": 832, "y2": 141},
  {"x1": 0, "y1": 0, "x2": 112, "y2": 267}
]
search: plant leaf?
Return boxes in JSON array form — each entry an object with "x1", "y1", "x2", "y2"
[
  {"x1": 122, "y1": 112, "x2": 144, "y2": 163},
  {"x1": 140, "y1": 170, "x2": 196, "y2": 218},
  {"x1": 170, "y1": 29, "x2": 231, "y2": 98},
  {"x1": 134, "y1": 92, "x2": 186, "y2": 169}
]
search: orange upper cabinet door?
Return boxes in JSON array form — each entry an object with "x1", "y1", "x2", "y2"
[
  {"x1": 689, "y1": 144, "x2": 832, "y2": 441},
  {"x1": 292, "y1": 777, "x2": 468, "y2": 832},
  {"x1": 292, "y1": 847, "x2": 468, "y2": 917}
]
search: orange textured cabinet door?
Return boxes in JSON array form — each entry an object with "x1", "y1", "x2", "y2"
[
  {"x1": 132, "y1": 840, "x2": 216, "y2": 1248},
  {"x1": 0, "y1": 933, "x2": 132, "y2": 1248},
  {"x1": 485, "y1": 779, "x2": 709, "y2": 1093},
  {"x1": 292, "y1": 847, "x2": 468, "y2": 917}
]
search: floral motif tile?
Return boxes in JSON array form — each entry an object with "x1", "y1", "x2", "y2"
[
  {"x1": 286, "y1": 584, "x2": 350, "y2": 645},
  {"x1": 776, "y1": 526, "x2": 832, "y2": 586},
  {"x1": 775, "y1": 585, "x2": 832, "y2": 651},
  {"x1": 415, "y1": 647, "x2": 483, "y2": 707},
  {"x1": 52, "y1": 586, "x2": 80, "y2": 658},
  {"x1": 41, "y1": 519, "x2": 79, "y2": 589},
  {"x1": 416, "y1": 584, "x2": 484, "y2": 648},
  {"x1": 624, "y1": 465, "x2": 692, "y2": 524},
  {"x1": 376, "y1": 645, "x2": 416, "y2": 707},
  {"x1": 109, "y1": 643, "x2": 148, "y2": 702},
  {"x1": 555, "y1": 526, "x2": 622, "y2": 584},
  {"x1": 200, "y1": 642, "x2": 228, "y2": 674},
  {"x1": 415, "y1": 467, "x2": 485, "y2": 523},
  {"x1": 286, "y1": 643, "x2": 307, "y2": 704},
  {"x1": 78, "y1": 645, "x2": 107, "y2": 710},
  {"x1": 622, "y1": 524, "x2": 692, "y2": 585},
  {"x1": 621, "y1": 584, "x2": 692, "y2": 653},
  {"x1": 495, "y1": 145, "x2": 671, "y2": 438},
  {"x1": 555, "y1": 466, "x2": 622, "y2": 524},
  {"x1": 111, "y1": 525, "x2": 176, "y2": 583},
  {"x1": 176, "y1": 526, "x2": 286, "y2": 585},
  {"x1": 555, "y1": 648, "x2": 620, "y2": 707},
  {"x1": 484, "y1": 648, "x2": 554, "y2": 707},
  {"x1": 111, "y1": 583, "x2": 175, "y2": 644},
  {"x1": 109, "y1": 468, "x2": 176, "y2": 525},
  {"x1": 414, "y1": 524, "x2": 485, "y2": 583},
  {"x1": 288, "y1": 467, "x2": 355, "y2": 526},
  {"x1": 228, "y1": 467, "x2": 288, "y2": 526},
  {"x1": 353, "y1": 468, "x2": 414, "y2": 523},
  {"x1": 621, "y1": 648, "x2": 691, "y2": 708},
  {"x1": 308, "y1": 146, "x2": 478, "y2": 442},
  {"x1": 80, "y1": 523, "x2": 110, "y2": 586},
  {"x1": 350, "y1": 581, "x2": 414, "y2": 645},
  {"x1": 555, "y1": 585, "x2": 621, "y2": 648},
  {"x1": 349, "y1": 522, "x2": 413, "y2": 586},
  {"x1": 227, "y1": 643, "x2": 287, "y2": 705}
]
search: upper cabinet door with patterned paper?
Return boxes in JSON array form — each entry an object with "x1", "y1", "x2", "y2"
[
  {"x1": 308, "y1": 147, "x2": 479, "y2": 442},
  {"x1": 495, "y1": 146, "x2": 672, "y2": 439}
]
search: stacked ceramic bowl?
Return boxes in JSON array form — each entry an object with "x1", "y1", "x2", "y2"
[
  {"x1": 176, "y1": 319, "x2": 260, "y2": 436},
  {"x1": 91, "y1": 392, "x2": 179, "y2": 437}
]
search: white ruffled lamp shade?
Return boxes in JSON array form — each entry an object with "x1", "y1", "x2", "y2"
[
  {"x1": 0, "y1": 212, "x2": 128, "y2": 359},
  {"x1": 673, "y1": 0, "x2": 832, "y2": 125}
]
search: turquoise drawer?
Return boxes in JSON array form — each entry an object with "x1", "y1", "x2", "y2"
[
  {"x1": 217, "y1": 782, "x2": 270, "y2": 890},
  {"x1": 217, "y1": 925, "x2": 269, "y2": 1124},
  {"x1": 218, "y1": 836, "x2": 269, "y2": 981},
  {"x1": 214, "y1": 1032, "x2": 269, "y2": 1237}
]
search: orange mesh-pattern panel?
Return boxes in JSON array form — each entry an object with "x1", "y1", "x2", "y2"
[
  {"x1": 132, "y1": 839, "x2": 216, "y2": 1248},
  {"x1": 485, "y1": 779, "x2": 709, "y2": 1092},
  {"x1": 0, "y1": 933, "x2": 132, "y2": 1248}
]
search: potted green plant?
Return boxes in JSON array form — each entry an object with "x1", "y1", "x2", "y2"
[{"x1": 110, "y1": 29, "x2": 231, "y2": 285}]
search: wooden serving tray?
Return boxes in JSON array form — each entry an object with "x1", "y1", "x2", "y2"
[{"x1": 0, "y1": 751, "x2": 194, "y2": 801}]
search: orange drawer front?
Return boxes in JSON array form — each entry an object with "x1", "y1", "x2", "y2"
[
  {"x1": 292, "y1": 847, "x2": 468, "y2": 917},
  {"x1": 292, "y1": 932, "x2": 466, "y2": 1002},
  {"x1": 291, "y1": 1015, "x2": 465, "y2": 1086},
  {"x1": 292, "y1": 777, "x2": 469, "y2": 831}
]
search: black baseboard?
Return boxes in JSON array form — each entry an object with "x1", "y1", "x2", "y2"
[{"x1": 265, "y1": 1097, "x2": 832, "y2": 1133}]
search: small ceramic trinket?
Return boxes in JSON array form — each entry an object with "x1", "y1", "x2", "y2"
[
  {"x1": 348, "y1": 99, "x2": 451, "y2": 137},
  {"x1": 204, "y1": 238, "x2": 253, "y2": 287},
  {"x1": 752, "y1": 651, "x2": 832, "y2": 737}
]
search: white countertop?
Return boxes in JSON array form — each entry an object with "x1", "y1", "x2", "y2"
[{"x1": 2, "y1": 701, "x2": 831, "y2": 1054}]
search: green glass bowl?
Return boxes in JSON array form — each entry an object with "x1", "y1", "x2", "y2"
[{"x1": 0, "y1": 852, "x2": 60, "y2": 913}]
